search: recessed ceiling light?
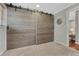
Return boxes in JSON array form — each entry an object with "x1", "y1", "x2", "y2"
[{"x1": 36, "y1": 4, "x2": 40, "y2": 8}]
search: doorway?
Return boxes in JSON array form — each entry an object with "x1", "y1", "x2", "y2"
[
  {"x1": 69, "y1": 10, "x2": 76, "y2": 47},
  {"x1": 68, "y1": 10, "x2": 79, "y2": 50}
]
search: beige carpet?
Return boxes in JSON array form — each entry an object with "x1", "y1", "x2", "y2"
[{"x1": 1, "y1": 42, "x2": 79, "y2": 56}]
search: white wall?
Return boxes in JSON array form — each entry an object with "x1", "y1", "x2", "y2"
[
  {"x1": 76, "y1": 11, "x2": 79, "y2": 44},
  {"x1": 0, "y1": 5, "x2": 2, "y2": 25},
  {"x1": 0, "y1": 4, "x2": 7, "y2": 55},
  {"x1": 54, "y1": 9, "x2": 68, "y2": 46}
]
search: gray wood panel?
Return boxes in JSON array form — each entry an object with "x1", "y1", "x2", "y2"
[
  {"x1": 7, "y1": 7, "x2": 36, "y2": 50},
  {"x1": 37, "y1": 14, "x2": 54, "y2": 44},
  {"x1": 7, "y1": 7, "x2": 54, "y2": 50}
]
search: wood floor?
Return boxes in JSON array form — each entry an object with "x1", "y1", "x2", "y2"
[
  {"x1": 2, "y1": 42, "x2": 79, "y2": 56},
  {"x1": 69, "y1": 40, "x2": 79, "y2": 50}
]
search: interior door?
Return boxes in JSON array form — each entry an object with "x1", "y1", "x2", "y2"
[
  {"x1": 0, "y1": 4, "x2": 7, "y2": 55},
  {"x1": 37, "y1": 13, "x2": 54, "y2": 44},
  {"x1": 7, "y1": 7, "x2": 54, "y2": 49},
  {"x1": 7, "y1": 7, "x2": 36, "y2": 49}
]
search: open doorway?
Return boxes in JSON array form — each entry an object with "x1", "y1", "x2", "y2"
[
  {"x1": 69, "y1": 10, "x2": 76, "y2": 47},
  {"x1": 68, "y1": 10, "x2": 79, "y2": 50}
]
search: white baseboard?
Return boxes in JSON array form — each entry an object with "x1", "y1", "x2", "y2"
[
  {"x1": 0, "y1": 49, "x2": 6, "y2": 55},
  {"x1": 54, "y1": 40, "x2": 67, "y2": 47}
]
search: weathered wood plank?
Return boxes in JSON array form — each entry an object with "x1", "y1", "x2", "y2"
[
  {"x1": 7, "y1": 7, "x2": 54, "y2": 49},
  {"x1": 7, "y1": 7, "x2": 36, "y2": 50}
]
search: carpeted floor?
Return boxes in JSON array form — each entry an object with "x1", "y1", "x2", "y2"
[{"x1": 1, "y1": 42, "x2": 79, "y2": 56}]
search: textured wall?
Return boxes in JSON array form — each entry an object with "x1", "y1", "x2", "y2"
[{"x1": 7, "y1": 7, "x2": 54, "y2": 50}]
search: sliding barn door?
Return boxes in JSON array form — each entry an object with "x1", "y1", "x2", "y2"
[
  {"x1": 7, "y1": 7, "x2": 36, "y2": 49},
  {"x1": 37, "y1": 14, "x2": 54, "y2": 44},
  {"x1": 7, "y1": 7, "x2": 54, "y2": 50}
]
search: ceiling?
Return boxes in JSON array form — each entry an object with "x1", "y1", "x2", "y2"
[{"x1": 12, "y1": 3, "x2": 75, "y2": 14}]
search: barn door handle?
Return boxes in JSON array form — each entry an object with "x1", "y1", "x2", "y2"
[{"x1": 7, "y1": 26, "x2": 9, "y2": 30}]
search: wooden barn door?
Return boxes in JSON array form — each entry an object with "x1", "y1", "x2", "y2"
[
  {"x1": 7, "y1": 7, "x2": 54, "y2": 50},
  {"x1": 37, "y1": 13, "x2": 54, "y2": 44},
  {"x1": 7, "y1": 7, "x2": 36, "y2": 49}
]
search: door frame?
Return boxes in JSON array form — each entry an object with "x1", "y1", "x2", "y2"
[
  {"x1": 66, "y1": 4, "x2": 79, "y2": 47},
  {"x1": 0, "y1": 3, "x2": 7, "y2": 55}
]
